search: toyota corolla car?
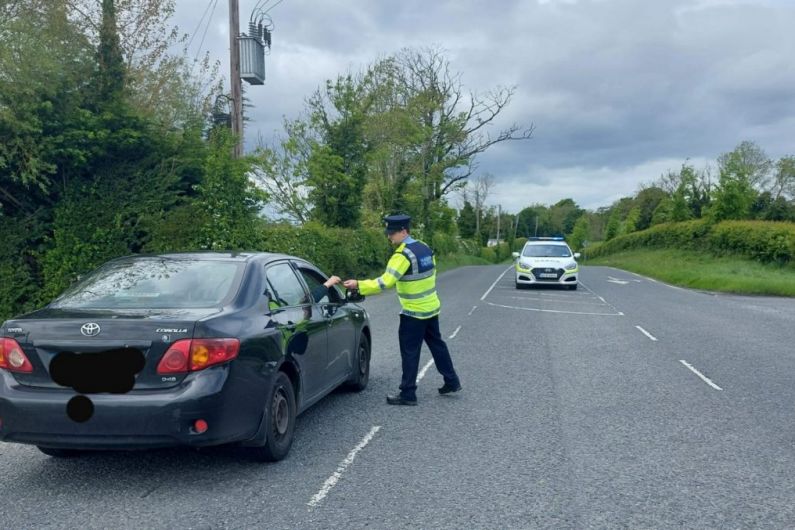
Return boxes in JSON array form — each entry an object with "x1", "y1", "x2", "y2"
[
  {"x1": 0, "y1": 252, "x2": 371, "y2": 462},
  {"x1": 512, "y1": 237, "x2": 581, "y2": 290}
]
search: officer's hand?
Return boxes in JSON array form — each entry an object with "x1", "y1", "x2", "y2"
[
  {"x1": 343, "y1": 279, "x2": 358, "y2": 289},
  {"x1": 324, "y1": 275, "x2": 341, "y2": 288}
]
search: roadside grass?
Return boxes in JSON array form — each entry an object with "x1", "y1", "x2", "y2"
[
  {"x1": 585, "y1": 248, "x2": 795, "y2": 297},
  {"x1": 436, "y1": 254, "x2": 494, "y2": 274}
]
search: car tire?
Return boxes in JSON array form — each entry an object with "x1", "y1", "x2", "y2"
[
  {"x1": 569, "y1": 284, "x2": 578, "y2": 291},
  {"x1": 345, "y1": 334, "x2": 370, "y2": 392},
  {"x1": 250, "y1": 372, "x2": 296, "y2": 462},
  {"x1": 37, "y1": 446, "x2": 81, "y2": 458}
]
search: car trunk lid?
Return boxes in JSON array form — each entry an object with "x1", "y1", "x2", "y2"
[{"x1": 3, "y1": 308, "x2": 218, "y2": 390}]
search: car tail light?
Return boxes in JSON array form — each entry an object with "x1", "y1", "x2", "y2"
[
  {"x1": 0, "y1": 338, "x2": 34, "y2": 373},
  {"x1": 157, "y1": 339, "x2": 239, "y2": 374},
  {"x1": 157, "y1": 339, "x2": 191, "y2": 374},
  {"x1": 189, "y1": 339, "x2": 239, "y2": 371}
]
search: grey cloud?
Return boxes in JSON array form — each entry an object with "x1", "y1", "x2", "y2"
[{"x1": 172, "y1": 0, "x2": 795, "y2": 210}]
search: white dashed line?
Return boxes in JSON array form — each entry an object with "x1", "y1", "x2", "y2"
[
  {"x1": 417, "y1": 359, "x2": 435, "y2": 382},
  {"x1": 486, "y1": 302, "x2": 624, "y2": 316},
  {"x1": 448, "y1": 325, "x2": 462, "y2": 339},
  {"x1": 308, "y1": 426, "x2": 382, "y2": 508},
  {"x1": 635, "y1": 326, "x2": 658, "y2": 341},
  {"x1": 481, "y1": 266, "x2": 513, "y2": 301},
  {"x1": 468, "y1": 305, "x2": 477, "y2": 316},
  {"x1": 679, "y1": 360, "x2": 723, "y2": 390}
]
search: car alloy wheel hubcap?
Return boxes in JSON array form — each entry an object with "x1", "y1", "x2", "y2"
[
  {"x1": 273, "y1": 387, "x2": 289, "y2": 436},
  {"x1": 359, "y1": 346, "x2": 368, "y2": 376}
]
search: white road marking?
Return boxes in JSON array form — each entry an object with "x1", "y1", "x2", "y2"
[
  {"x1": 487, "y1": 302, "x2": 623, "y2": 316},
  {"x1": 578, "y1": 280, "x2": 625, "y2": 315},
  {"x1": 635, "y1": 325, "x2": 658, "y2": 341},
  {"x1": 481, "y1": 266, "x2": 514, "y2": 301},
  {"x1": 308, "y1": 426, "x2": 382, "y2": 508},
  {"x1": 507, "y1": 296, "x2": 608, "y2": 306},
  {"x1": 607, "y1": 276, "x2": 630, "y2": 285},
  {"x1": 448, "y1": 325, "x2": 462, "y2": 339},
  {"x1": 468, "y1": 305, "x2": 477, "y2": 316},
  {"x1": 679, "y1": 360, "x2": 723, "y2": 390},
  {"x1": 417, "y1": 359, "x2": 435, "y2": 382}
]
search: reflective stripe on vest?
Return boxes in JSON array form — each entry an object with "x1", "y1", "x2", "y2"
[{"x1": 395, "y1": 239, "x2": 440, "y2": 319}]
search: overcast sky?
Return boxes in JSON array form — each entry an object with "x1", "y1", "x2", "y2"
[{"x1": 172, "y1": 0, "x2": 795, "y2": 213}]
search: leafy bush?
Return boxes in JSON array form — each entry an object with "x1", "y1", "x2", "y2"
[
  {"x1": 257, "y1": 222, "x2": 389, "y2": 278},
  {"x1": 587, "y1": 219, "x2": 795, "y2": 265}
]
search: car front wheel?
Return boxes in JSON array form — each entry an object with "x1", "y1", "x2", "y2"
[
  {"x1": 345, "y1": 334, "x2": 370, "y2": 392},
  {"x1": 250, "y1": 372, "x2": 296, "y2": 462}
]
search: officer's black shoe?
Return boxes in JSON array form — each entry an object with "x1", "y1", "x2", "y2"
[
  {"x1": 438, "y1": 383, "x2": 462, "y2": 395},
  {"x1": 386, "y1": 394, "x2": 417, "y2": 406}
]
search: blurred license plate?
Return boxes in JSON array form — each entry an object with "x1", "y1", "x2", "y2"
[{"x1": 539, "y1": 273, "x2": 557, "y2": 278}]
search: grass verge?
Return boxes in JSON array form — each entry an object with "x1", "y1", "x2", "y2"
[{"x1": 586, "y1": 248, "x2": 795, "y2": 297}]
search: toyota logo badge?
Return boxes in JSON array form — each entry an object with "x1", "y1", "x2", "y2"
[{"x1": 80, "y1": 323, "x2": 101, "y2": 337}]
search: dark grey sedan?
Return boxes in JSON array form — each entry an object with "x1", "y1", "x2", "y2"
[{"x1": 0, "y1": 252, "x2": 371, "y2": 461}]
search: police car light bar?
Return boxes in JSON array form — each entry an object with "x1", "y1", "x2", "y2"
[{"x1": 527, "y1": 236, "x2": 565, "y2": 241}]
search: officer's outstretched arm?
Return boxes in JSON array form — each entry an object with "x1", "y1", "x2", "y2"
[{"x1": 358, "y1": 253, "x2": 410, "y2": 296}]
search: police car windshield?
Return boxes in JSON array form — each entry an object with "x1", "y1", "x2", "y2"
[{"x1": 522, "y1": 244, "x2": 572, "y2": 258}]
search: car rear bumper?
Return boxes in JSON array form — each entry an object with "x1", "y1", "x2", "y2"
[
  {"x1": 515, "y1": 270, "x2": 578, "y2": 286},
  {"x1": 0, "y1": 366, "x2": 266, "y2": 450}
]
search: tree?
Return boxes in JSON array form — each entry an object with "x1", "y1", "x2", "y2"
[
  {"x1": 772, "y1": 156, "x2": 795, "y2": 201},
  {"x1": 634, "y1": 186, "x2": 668, "y2": 231},
  {"x1": 710, "y1": 145, "x2": 760, "y2": 221},
  {"x1": 457, "y1": 201, "x2": 477, "y2": 239},
  {"x1": 717, "y1": 140, "x2": 772, "y2": 191},
  {"x1": 393, "y1": 48, "x2": 533, "y2": 235},
  {"x1": 569, "y1": 215, "x2": 590, "y2": 252},
  {"x1": 251, "y1": 121, "x2": 313, "y2": 224},
  {"x1": 548, "y1": 198, "x2": 583, "y2": 236}
]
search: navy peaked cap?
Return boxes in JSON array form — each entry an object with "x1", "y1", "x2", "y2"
[{"x1": 384, "y1": 214, "x2": 411, "y2": 233}]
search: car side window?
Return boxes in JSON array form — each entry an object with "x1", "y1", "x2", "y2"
[
  {"x1": 264, "y1": 263, "x2": 308, "y2": 308},
  {"x1": 298, "y1": 267, "x2": 343, "y2": 304}
]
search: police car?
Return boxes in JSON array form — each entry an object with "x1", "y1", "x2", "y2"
[{"x1": 512, "y1": 237, "x2": 581, "y2": 290}]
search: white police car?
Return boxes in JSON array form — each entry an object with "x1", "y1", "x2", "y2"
[{"x1": 512, "y1": 237, "x2": 581, "y2": 290}]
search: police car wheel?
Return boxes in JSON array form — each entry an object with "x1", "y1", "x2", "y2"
[
  {"x1": 345, "y1": 334, "x2": 370, "y2": 392},
  {"x1": 569, "y1": 284, "x2": 578, "y2": 291}
]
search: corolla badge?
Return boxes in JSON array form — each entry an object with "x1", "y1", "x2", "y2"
[{"x1": 80, "y1": 322, "x2": 101, "y2": 337}]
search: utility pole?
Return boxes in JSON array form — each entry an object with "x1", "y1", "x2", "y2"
[
  {"x1": 513, "y1": 214, "x2": 519, "y2": 241},
  {"x1": 534, "y1": 215, "x2": 539, "y2": 237},
  {"x1": 496, "y1": 204, "x2": 501, "y2": 243},
  {"x1": 229, "y1": 0, "x2": 243, "y2": 157}
]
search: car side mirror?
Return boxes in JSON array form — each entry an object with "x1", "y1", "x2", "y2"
[
  {"x1": 511, "y1": 252, "x2": 520, "y2": 260},
  {"x1": 346, "y1": 289, "x2": 365, "y2": 303},
  {"x1": 574, "y1": 252, "x2": 581, "y2": 259},
  {"x1": 263, "y1": 291, "x2": 277, "y2": 315}
]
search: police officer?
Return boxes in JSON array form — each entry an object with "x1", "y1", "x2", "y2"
[{"x1": 343, "y1": 214, "x2": 461, "y2": 406}]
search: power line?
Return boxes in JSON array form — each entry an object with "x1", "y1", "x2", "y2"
[
  {"x1": 192, "y1": 0, "x2": 219, "y2": 72},
  {"x1": 185, "y1": 0, "x2": 215, "y2": 53}
]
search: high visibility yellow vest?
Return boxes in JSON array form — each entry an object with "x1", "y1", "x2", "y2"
[{"x1": 358, "y1": 238, "x2": 441, "y2": 319}]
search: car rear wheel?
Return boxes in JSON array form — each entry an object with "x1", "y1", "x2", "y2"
[
  {"x1": 345, "y1": 334, "x2": 370, "y2": 392},
  {"x1": 250, "y1": 372, "x2": 296, "y2": 462},
  {"x1": 37, "y1": 446, "x2": 81, "y2": 458}
]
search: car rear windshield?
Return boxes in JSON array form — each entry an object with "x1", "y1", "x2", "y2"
[
  {"x1": 522, "y1": 244, "x2": 572, "y2": 258},
  {"x1": 50, "y1": 258, "x2": 245, "y2": 309}
]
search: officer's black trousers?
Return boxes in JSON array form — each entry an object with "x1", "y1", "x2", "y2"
[{"x1": 398, "y1": 314, "x2": 460, "y2": 400}]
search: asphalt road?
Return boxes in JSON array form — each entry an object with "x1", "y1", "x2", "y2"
[{"x1": 2, "y1": 264, "x2": 795, "y2": 529}]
